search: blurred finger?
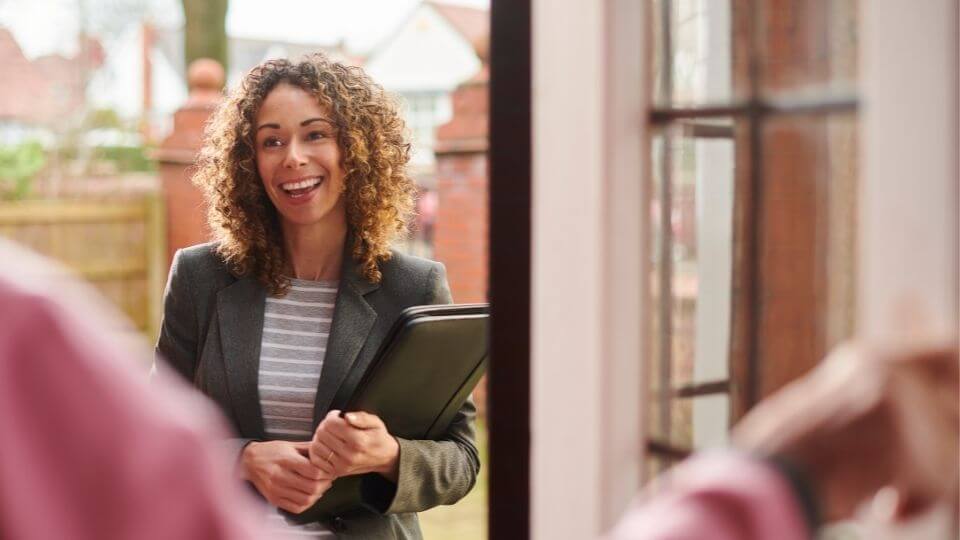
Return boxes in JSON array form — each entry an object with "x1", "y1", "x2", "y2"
[
  {"x1": 322, "y1": 415, "x2": 363, "y2": 447},
  {"x1": 289, "y1": 457, "x2": 327, "y2": 481},
  {"x1": 276, "y1": 485, "x2": 314, "y2": 507},
  {"x1": 281, "y1": 469, "x2": 322, "y2": 496},
  {"x1": 344, "y1": 411, "x2": 383, "y2": 430},
  {"x1": 316, "y1": 422, "x2": 350, "y2": 453},
  {"x1": 314, "y1": 429, "x2": 351, "y2": 471},
  {"x1": 277, "y1": 497, "x2": 310, "y2": 515},
  {"x1": 292, "y1": 441, "x2": 312, "y2": 457},
  {"x1": 308, "y1": 441, "x2": 337, "y2": 475},
  {"x1": 283, "y1": 443, "x2": 326, "y2": 480},
  {"x1": 313, "y1": 479, "x2": 333, "y2": 498}
]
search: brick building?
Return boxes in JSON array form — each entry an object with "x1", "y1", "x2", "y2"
[{"x1": 0, "y1": 28, "x2": 103, "y2": 144}]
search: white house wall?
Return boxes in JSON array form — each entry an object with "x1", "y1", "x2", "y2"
[{"x1": 363, "y1": 4, "x2": 481, "y2": 93}]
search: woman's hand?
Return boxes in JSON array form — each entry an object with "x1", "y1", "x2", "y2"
[
  {"x1": 240, "y1": 440, "x2": 334, "y2": 514},
  {"x1": 309, "y1": 410, "x2": 401, "y2": 482}
]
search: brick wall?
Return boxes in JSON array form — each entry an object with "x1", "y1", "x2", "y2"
[
  {"x1": 434, "y1": 69, "x2": 489, "y2": 304},
  {"x1": 433, "y1": 68, "x2": 489, "y2": 415}
]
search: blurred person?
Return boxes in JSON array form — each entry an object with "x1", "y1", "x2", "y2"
[
  {"x1": 0, "y1": 238, "x2": 264, "y2": 539},
  {"x1": 156, "y1": 53, "x2": 478, "y2": 538},
  {"x1": 608, "y1": 342, "x2": 959, "y2": 540}
]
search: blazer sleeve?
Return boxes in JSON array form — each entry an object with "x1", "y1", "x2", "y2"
[
  {"x1": 155, "y1": 249, "x2": 257, "y2": 465},
  {"x1": 156, "y1": 249, "x2": 199, "y2": 382},
  {"x1": 360, "y1": 262, "x2": 482, "y2": 515}
]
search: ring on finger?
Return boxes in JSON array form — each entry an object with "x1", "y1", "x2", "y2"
[{"x1": 326, "y1": 449, "x2": 335, "y2": 463}]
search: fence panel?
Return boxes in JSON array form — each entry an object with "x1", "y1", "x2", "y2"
[{"x1": 0, "y1": 197, "x2": 166, "y2": 343}]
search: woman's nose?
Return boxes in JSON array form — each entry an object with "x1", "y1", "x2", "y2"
[{"x1": 282, "y1": 140, "x2": 307, "y2": 168}]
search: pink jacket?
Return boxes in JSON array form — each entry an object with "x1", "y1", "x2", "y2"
[
  {"x1": 0, "y1": 241, "x2": 265, "y2": 539},
  {"x1": 608, "y1": 452, "x2": 811, "y2": 540}
]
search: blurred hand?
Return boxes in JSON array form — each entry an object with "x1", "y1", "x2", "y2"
[
  {"x1": 310, "y1": 410, "x2": 401, "y2": 482},
  {"x1": 240, "y1": 440, "x2": 334, "y2": 514},
  {"x1": 733, "y1": 342, "x2": 959, "y2": 522}
]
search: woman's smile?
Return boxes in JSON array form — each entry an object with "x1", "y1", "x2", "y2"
[{"x1": 278, "y1": 175, "x2": 325, "y2": 202}]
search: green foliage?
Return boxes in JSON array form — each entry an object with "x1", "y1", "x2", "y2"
[
  {"x1": 0, "y1": 142, "x2": 46, "y2": 200},
  {"x1": 58, "y1": 144, "x2": 156, "y2": 173},
  {"x1": 84, "y1": 108, "x2": 124, "y2": 130},
  {"x1": 96, "y1": 145, "x2": 156, "y2": 172}
]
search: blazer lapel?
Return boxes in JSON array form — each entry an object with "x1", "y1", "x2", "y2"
[
  {"x1": 313, "y1": 254, "x2": 378, "y2": 424},
  {"x1": 217, "y1": 276, "x2": 267, "y2": 439}
]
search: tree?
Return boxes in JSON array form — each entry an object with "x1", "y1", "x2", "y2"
[
  {"x1": 182, "y1": 0, "x2": 228, "y2": 77},
  {"x1": 0, "y1": 142, "x2": 46, "y2": 200}
]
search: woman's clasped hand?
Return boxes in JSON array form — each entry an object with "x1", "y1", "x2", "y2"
[
  {"x1": 240, "y1": 410, "x2": 400, "y2": 514},
  {"x1": 309, "y1": 410, "x2": 402, "y2": 482},
  {"x1": 240, "y1": 440, "x2": 334, "y2": 514}
]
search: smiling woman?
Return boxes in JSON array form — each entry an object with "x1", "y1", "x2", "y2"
[
  {"x1": 253, "y1": 84, "x2": 350, "y2": 277},
  {"x1": 195, "y1": 55, "x2": 417, "y2": 293},
  {"x1": 156, "y1": 53, "x2": 479, "y2": 539}
]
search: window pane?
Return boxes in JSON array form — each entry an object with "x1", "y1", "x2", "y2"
[
  {"x1": 651, "y1": 0, "x2": 736, "y2": 107},
  {"x1": 645, "y1": 393, "x2": 730, "y2": 477},
  {"x1": 647, "y1": 119, "x2": 739, "y2": 454},
  {"x1": 691, "y1": 393, "x2": 730, "y2": 448},
  {"x1": 652, "y1": 0, "x2": 858, "y2": 106},
  {"x1": 753, "y1": 112, "x2": 858, "y2": 396},
  {"x1": 756, "y1": 0, "x2": 858, "y2": 99}
]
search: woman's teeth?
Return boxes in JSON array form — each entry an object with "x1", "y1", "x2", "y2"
[
  {"x1": 280, "y1": 177, "x2": 323, "y2": 197},
  {"x1": 281, "y1": 177, "x2": 322, "y2": 191}
]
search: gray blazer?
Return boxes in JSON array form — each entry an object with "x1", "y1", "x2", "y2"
[{"x1": 156, "y1": 241, "x2": 479, "y2": 539}]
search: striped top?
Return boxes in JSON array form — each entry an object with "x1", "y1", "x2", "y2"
[
  {"x1": 258, "y1": 278, "x2": 339, "y2": 538},
  {"x1": 258, "y1": 278, "x2": 338, "y2": 440}
]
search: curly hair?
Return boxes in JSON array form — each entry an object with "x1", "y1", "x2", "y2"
[{"x1": 192, "y1": 53, "x2": 416, "y2": 295}]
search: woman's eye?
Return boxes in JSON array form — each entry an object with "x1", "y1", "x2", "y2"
[
  {"x1": 307, "y1": 130, "x2": 328, "y2": 141},
  {"x1": 262, "y1": 137, "x2": 283, "y2": 148}
]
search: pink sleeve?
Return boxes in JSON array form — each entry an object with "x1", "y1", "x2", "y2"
[
  {"x1": 607, "y1": 452, "x2": 811, "y2": 540},
  {"x1": 0, "y1": 279, "x2": 266, "y2": 540}
]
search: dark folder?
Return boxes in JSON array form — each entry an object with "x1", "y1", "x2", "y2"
[{"x1": 295, "y1": 303, "x2": 489, "y2": 519}]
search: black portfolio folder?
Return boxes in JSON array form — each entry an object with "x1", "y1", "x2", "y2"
[{"x1": 296, "y1": 303, "x2": 489, "y2": 519}]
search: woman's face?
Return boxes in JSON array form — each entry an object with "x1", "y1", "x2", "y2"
[{"x1": 254, "y1": 83, "x2": 347, "y2": 232}]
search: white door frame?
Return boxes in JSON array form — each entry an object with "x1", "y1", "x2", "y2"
[
  {"x1": 531, "y1": 0, "x2": 647, "y2": 537},
  {"x1": 857, "y1": 1, "x2": 958, "y2": 537}
]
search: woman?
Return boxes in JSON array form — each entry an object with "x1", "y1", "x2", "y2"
[{"x1": 156, "y1": 54, "x2": 479, "y2": 539}]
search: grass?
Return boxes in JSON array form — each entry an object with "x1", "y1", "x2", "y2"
[{"x1": 418, "y1": 419, "x2": 488, "y2": 540}]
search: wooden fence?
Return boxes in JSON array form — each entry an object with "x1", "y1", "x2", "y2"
[{"x1": 0, "y1": 197, "x2": 166, "y2": 342}]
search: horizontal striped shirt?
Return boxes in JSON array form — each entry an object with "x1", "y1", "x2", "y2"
[
  {"x1": 258, "y1": 278, "x2": 337, "y2": 440},
  {"x1": 258, "y1": 278, "x2": 339, "y2": 538}
]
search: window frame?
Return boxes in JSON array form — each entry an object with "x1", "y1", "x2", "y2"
[{"x1": 645, "y1": 0, "x2": 859, "y2": 465}]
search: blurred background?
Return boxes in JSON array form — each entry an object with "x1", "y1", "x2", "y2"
[{"x1": 0, "y1": 0, "x2": 490, "y2": 538}]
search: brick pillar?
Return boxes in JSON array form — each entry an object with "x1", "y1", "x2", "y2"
[
  {"x1": 154, "y1": 59, "x2": 222, "y2": 268},
  {"x1": 434, "y1": 67, "x2": 489, "y2": 415}
]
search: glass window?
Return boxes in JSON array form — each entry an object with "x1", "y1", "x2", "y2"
[
  {"x1": 644, "y1": 0, "x2": 859, "y2": 476},
  {"x1": 400, "y1": 91, "x2": 453, "y2": 156}
]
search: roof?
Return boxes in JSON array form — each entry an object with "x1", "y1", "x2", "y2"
[
  {"x1": 0, "y1": 29, "x2": 46, "y2": 122},
  {"x1": 426, "y1": 1, "x2": 489, "y2": 60},
  {"x1": 0, "y1": 28, "x2": 104, "y2": 125}
]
